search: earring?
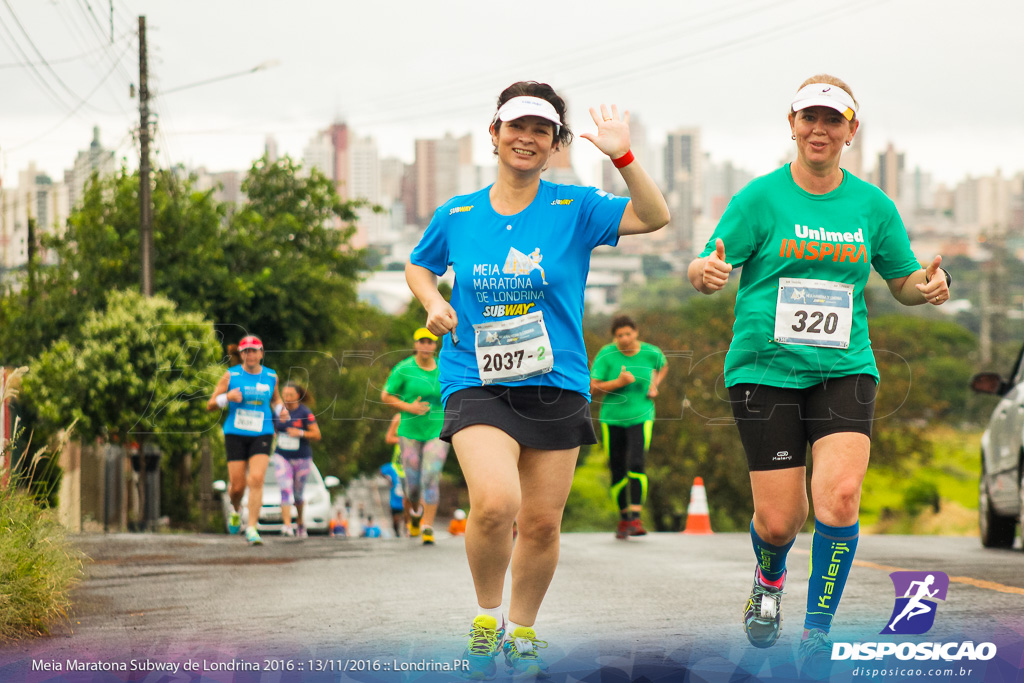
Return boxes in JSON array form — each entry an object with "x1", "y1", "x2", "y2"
[
  {"x1": 845, "y1": 141, "x2": 851, "y2": 146},
  {"x1": 791, "y1": 135, "x2": 796, "y2": 140}
]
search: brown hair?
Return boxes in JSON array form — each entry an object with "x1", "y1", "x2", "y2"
[
  {"x1": 610, "y1": 315, "x2": 637, "y2": 335},
  {"x1": 284, "y1": 382, "x2": 315, "y2": 408},
  {"x1": 226, "y1": 344, "x2": 242, "y2": 367},
  {"x1": 793, "y1": 74, "x2": 859, "y2": 119},
  {"x1": 491, "y1": 81, "x2": 573, "y2": 152}
]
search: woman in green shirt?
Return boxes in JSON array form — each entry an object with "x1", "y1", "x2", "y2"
[
  {"x1": 381, "y1": 327, "x2": 449, "y2": 545},
  {"x1": 687, "y1": 74, "x2": 951, "y2": 676},
  {"x1": 591, "y1": 315, "x2": 667, "y2": 540}
]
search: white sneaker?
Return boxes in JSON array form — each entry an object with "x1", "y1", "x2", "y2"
[
  {"x1": 296, "y1": 525, "x2": 308, "y2": 538},
  {"x1": 281, "y1": 525, "x2": 295, "y2": 537}
]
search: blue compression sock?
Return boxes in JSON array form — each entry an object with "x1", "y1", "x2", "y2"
[
  {"x1": 750, "y1": 521, "x2": 795, "y2": 583},
  {"x1": 805, "y1": 519, "x2": 859, "y2": 633}
]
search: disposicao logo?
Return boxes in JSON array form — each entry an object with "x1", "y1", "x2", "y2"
[
  {"x1": 831, "y1": 570, "x2": 997, "y2": 662},
  {"x1": 882, "y1": 571, "x2": 948, "y2": 635}
]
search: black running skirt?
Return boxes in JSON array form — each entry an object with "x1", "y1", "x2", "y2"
[{"x1": 440, "y1": 385, "x2": 597, "y2": 450}]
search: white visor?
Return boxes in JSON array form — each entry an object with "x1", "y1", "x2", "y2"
[
  {"x1": 496, "y1": 96, "x2": 561, "y2": 132},
  {"x1": 791, "y1": 83, "x2": 857, "y2": 121}
]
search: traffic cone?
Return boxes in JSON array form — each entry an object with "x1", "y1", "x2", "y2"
[{"x1": 683, "y1": 476, "x2": 713, "y2": 535}]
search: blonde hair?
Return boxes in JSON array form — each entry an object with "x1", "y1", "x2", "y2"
[{"x1": 794, "y1": 74, "x2": 859, "y2": 118}]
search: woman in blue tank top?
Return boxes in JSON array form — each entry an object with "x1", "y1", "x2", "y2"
[{"x1": 206, "y1": 335, "x2": 288, "y2": 546}]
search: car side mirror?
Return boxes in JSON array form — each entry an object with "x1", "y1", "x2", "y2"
[
  {"x1": 323, "y1": 476, "x2": 341, "y2": 488},
  {"x1": 970, "y1": 372, "x2": 1008, "y2": 396},
  {"x1": 213, "y1": 480, "x2": 227, "y2": 493}
]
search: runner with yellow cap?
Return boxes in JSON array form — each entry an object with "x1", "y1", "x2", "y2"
[{"x1": 381, "y1": 327, "x2": 449, "y2": 545}]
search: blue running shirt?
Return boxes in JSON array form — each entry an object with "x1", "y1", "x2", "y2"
[
  {"x1": 411, "y1": 180, "x2": 628, "y2": 404},
  {"x1": 222, "y1": 365, "x2": 278, "y2": 436}
]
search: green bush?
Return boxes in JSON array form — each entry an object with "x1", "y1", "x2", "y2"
[
  {"x1": 1, "y1": 371, "x2": 85, "y2": 640},
  {"x1": 0, "y1": 479, "x2": 84, "y2": 640}
]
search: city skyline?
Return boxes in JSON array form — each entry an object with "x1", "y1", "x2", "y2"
[{"x1": 1, "y1": 0, "x2": 1023, "y2": 191}]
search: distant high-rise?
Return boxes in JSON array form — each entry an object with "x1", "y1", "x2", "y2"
[
  {"x1": 414, "y1": 133, "x2": 472, "y2": 223},
  {"x1": 349, "y1": 135, "x2": 382, "y2": 247},
  {"x1": 664, "y1": 128, "x2": 702, "y2": 250},
  {"x1": 1, "y1": 163, "x2": 67, "y2": 269},
  {"x1": 664, "y1": 127, "x2": 702, "y2": 209},
  {"x1": 877, "y1": 142, "x2": 904, "y2": 202},
  {"x1": 302, "y1": 122, "x2": 350, "y2": 198},
  {"x1": 66, "y1": 126, "x2": 115, "y2": 208},
  {"x1": 265, "y1": 135, "x2": 279, "y2": 163}
]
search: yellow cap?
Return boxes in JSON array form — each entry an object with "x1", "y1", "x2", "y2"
[{"x1": 413, "y1": 327, "x2": 438, "y2": 341}]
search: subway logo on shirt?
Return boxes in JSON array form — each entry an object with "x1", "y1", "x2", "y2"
[{"x1": 778, "y1": 223, "x2": 867, "y2": 263}]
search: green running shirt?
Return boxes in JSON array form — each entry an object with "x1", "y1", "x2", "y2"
[
  {"x1": 591, "y1": 342, "x2": 667, "y2": 427},
  {"x1": 383, "y1": 356, "x2": 444, "y2": 441},
  {"x1": 698, "y1": 165, "x2": 920, "y2": 388}
]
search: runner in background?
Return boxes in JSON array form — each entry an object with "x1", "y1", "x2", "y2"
[
  {"x1": 591, "y1": 315, "x2": 667, "y2": 540},
  {"x1": 380, "y1": 413, "x2": 406, "y2": 538},
  {"x1": 381, "y1": 328, "x2": 448, "y2": 545},
  {"x1": 207, "y1": 336, "x2": 287, "y2": 546},
  {"x1": 272, "y1": 382, "x2": 320, "y2": 538}
]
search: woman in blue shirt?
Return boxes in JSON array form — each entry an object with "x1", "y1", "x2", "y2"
[
  {"x1": 206, "y1": 336, "x2": 288, "y2": 546},
  {"x1": 406, "y1": 81, "x2": 669, "y2": 678}
]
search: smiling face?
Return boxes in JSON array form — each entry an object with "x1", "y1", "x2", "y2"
[
  {"x1": 490, "y1": 115, "x2": 559, "y2": 175},
  {"x1": 789, "y1": 105, "x2": 859, "y2": 173}
]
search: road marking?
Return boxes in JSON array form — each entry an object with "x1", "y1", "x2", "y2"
[{"x1": 792, "y1": 549, "x2": 1024, "y2": 596}]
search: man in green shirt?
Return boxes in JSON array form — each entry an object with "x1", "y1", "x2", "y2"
[{"x1": 591, "y1": 315, "x2": 668, "y2": 539}]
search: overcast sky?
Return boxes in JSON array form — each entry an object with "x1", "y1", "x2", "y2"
[{"x1": 2, "y1": 0, "x2": 1022, "y2": 190}]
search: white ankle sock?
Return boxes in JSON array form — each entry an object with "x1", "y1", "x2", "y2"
[{"x1": 477, "y1": 605, "x2": 504, "y2": 628}]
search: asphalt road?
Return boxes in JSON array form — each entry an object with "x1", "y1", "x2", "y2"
[{"x1": 2, "y1": 531, "x2": 1024, "y2": 682}]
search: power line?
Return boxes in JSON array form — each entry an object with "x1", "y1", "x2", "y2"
[
  {"x1": 0, "y1": 11, "x2": 75, "y2": 114},
  {"x1": 0, "y1": 32, "x2": 130, "y2": 69},
  {"x1": 344, "y1": 0, "x2": 885, "y2": 129},
  {"x1": 358, "y1": 0, "x2": 791, "y2": 113},
  {"x1": 73, "y1": 0, "x2": 135, "y2": 88},
  {"x1": 1, "y1": 0, "x2": 120, "y2": 115},
  {"x1": 5, "y1": 40, "x2": 134, "y2": 152},
  {"x1": 50, "y1": 2, "x2": 134, "y2": 118}
]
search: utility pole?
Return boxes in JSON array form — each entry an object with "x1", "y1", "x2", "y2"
[{"x1": 138, "y1": 16, "x2": 152, "y2": 297}]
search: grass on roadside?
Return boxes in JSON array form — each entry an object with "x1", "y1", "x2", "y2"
[
  {"x1": 1, "y1": 369, "x2": 85, "y2": 641},
  {"x1": 0, "y1": 480, "x2": 85, "y2": 640},
  {"x1": 861, "y1": 426, "x2": 981, "y2": 535}
]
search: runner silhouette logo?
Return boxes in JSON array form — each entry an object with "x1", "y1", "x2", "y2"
[{"x1": 881, "y1": 571, "x2": 949, "y2": 635}]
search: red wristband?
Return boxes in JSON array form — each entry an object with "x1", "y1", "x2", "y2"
[{"x1": 611, "y1": 150, "x2": 634, "y2": 168}]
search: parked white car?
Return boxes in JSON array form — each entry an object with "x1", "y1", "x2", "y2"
[{"x1": 213, "y1": 461, "x2": 341, "y2": 534}]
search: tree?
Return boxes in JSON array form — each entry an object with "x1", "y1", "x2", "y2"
[
  {"x1": 217, "y1": 155, "x2": 367, "y2": 354},
  {"x1": 23, "y1": 290, "x2": 223, "y2": 522},
  {"x1": 0, "y1": 156, "x2": 369, "y2": 366}
]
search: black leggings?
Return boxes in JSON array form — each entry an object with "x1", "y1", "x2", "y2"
[{"x1": 604, "y1": 422, "x2": 651, "y2": 511}]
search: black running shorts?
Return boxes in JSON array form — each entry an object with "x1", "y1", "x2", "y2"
[
  {"x1": 441, "y1": 385, "x2": 597, "y2": 450},
  {"x1": 224, "y1": 433, "x2": 274, "y2": 462},
  {"x1": 727, "y1": 374, "x2": 877, "y2": 471}
]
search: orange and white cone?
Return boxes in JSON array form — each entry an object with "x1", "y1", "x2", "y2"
[{"x1": 683, "y1": 476, "x2": 713, "y2": 535}]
